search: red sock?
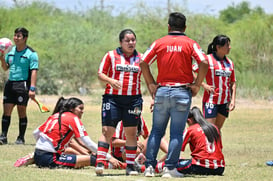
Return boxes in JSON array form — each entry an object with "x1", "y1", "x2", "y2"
[
  {"x1": 96, "y1": 141, "x2": 109, "y2": 166},
  {"x1": 125, "y1": 146, "x2": 137, "y2": 167},
  {"x1": 155, "y1": 162, "x2": 165, "y2": 173},
  {"x1": 140, "y1": 165, "x2": 146, "y2": 173}
]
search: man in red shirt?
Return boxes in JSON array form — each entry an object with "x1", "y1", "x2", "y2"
[{"x1": 140, "y1": 12, "x2": 208, "y2": 178}]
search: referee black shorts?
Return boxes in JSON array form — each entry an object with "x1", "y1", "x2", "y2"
[{"x1": 3, "y1": 80, "x2": 29, "y2": 106}]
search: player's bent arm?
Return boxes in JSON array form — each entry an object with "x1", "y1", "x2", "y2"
[
  {"x1": 78, "y1": 136, "x2": 98, "y2": 153},
  {"x1": 111, "y1": 138, "x2": 126, "y2": 147},
  {"x1": 139, "y1": 60, "x2": 157, "y2": 98},
  {"x1": 0, "y1": 55, "x2": 9, "y2": 71},
  {"x1": 98, "y1": 72, "x2": 112, "y2": 84},
  {"x1": 98, "y1": 72, "x2": 121, "y2": 89},
  {"x1": 79, "y1": 136, "x2": 112, "y2": 160},
  {"x1": 33, "y1": 128, "x2": 41, "y2": 141},
  {"x1": 195, "y1": 60, "x2": 208, "y2": 87}
]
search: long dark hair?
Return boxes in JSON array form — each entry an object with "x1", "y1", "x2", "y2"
[
  {"x1": 52, "y1": 97, "x2": 66, "y2": 115},
  {"x1": 207, "y1": 35, "x2": 230, "y2": 54},
  {"x1": 53, "y1": 97, "x2": 83, "y2": 151},
  {"x1": 53, "y1": 97, "x2": 83, "y2": 132},
  {"x1": 188, "y1": 106, "x2": 220, "y2": 143}
]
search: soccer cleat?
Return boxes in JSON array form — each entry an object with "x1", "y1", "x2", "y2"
[
  {"x1": 266, "y1": 160, "x2": 273, "y2": 166},
  {"x1": 161, "y1": 167, "x2": 184, "y2": 178},
  {"x1": 14, "y1": 152, "x2": 34, "y2": 167},
  {"x1": 126, "y1": 164, "x2": 139, "y2": 176},
  {"x1": 95, "y1": 162, "x2": 104, "y2": 176},
  {"x1": 15, "y1": 136, "x2": 25, "y2": 145},
  {"x1": 0, "y1": 135, "x2": 8, "y2": 145},
  {"x1": 144, "y1": 165, "x2": 155, "y2": 177}
]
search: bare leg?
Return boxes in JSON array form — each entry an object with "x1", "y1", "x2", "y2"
[
  {"x1": 206, "y1": 117, "x2": 217, "y2": 126},
  {"x1": 99, "y1": 126, "x2": 116, "y2": 143},
  {"x1": 65, "y1": 139, "x2": 90, "y2": 155},
  {"x1": 215, "y1": 113, "x2": 226, "y2": 130},
  {"x1": 75, "y1": 155, "x2": 91, "y2": 168},
  {"x1": 124, "y1": 126, "x2": 137, "y2": 147}
]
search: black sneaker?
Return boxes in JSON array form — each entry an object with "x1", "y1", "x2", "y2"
[
  {"x1": 0, "y1": 135, "x2": 8, "y2": 145},
  {"x1": 126, "y1": 164, "x2": 139, "y2": 176},
  {"x1": 15, "y1": 136, "x2": 25, "y2": 145}
]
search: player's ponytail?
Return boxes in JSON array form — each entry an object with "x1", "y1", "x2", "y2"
[
  {"x1": 189, "y1": 106, "x2": 220, "y2": 143},
  {"x1": 207, "y1": 35, "x2": 231, "y2": 54},
  {"x1": 54, "y1": 97, "x2": 84, "y2": 151},
  {"x1": 52, "y1": 97, "x2": 66, "y2": 115},
  {"x1": 57, "y1": 97, "x2": 83, "y2": 133},
  {"x1": 207, "y1": 42, "x2": 214, "y2": 54}
]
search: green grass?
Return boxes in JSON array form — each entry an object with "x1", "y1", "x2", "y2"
[{"x1": 0, "y1": 95, "x2": 273, "y2": 181}]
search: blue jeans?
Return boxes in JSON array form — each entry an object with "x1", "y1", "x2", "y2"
[{"x1": 145, "y1": 86, "x2": 192, "y2": 169}]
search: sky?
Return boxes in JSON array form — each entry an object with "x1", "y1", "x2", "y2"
[{"x1": 2, "y1": 0, "x2": 273, "y2": 16}]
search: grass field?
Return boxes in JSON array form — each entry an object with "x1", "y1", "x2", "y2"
[{"x1": 0, "y1": 94, "x2": 273, "y2": 181}]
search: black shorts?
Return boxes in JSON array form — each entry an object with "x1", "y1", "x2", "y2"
[
  {"x1": 3, "y1": 80, "x2": 29, "y2": 106},
  {"x1": 34, "y1": 149, "x2": 77, "y2": 168},
  {"x1": 177, "y1": 159, "x2": 225, "y2": 175},
  {"x1": 101, "y1": 94, "x2": 143, "y2": 127},
  {"x1": 203, "y1": 102, "x2": 229, "y2": 118}
]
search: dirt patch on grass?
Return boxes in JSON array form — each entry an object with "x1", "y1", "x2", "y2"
[{"x1": 32, "y1": 95, "x2": 273, "y2": 110}]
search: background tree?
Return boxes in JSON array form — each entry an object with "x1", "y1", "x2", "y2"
[
  {"x1": 219, "y1": 1, "x2": 265, "y2": 23},
  {"x1": 0, "y1": 1, "x2": 272, "y2": 99}
]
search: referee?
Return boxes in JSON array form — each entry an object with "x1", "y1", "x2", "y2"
[{"x1": 0, "y1": 27, "x2": 39, "y2": 145}]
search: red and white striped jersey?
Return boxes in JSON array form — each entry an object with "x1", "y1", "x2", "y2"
[
  {"x1": 194, "y1": 53, "x2": 236, "y2": 104},
  {"x1": 111, "y1": 116, "x2": 149, "y2": 158},
  {"x1": 38, "y1": 112, "x2": 88, "y2": 154},
  {"x1": 142, "y1": 32, "x2": 207, "y2": 86},
  {"x1": 98, "y1": 47, "x2": 142, "y2": 96},
  {"x1": 181, "y1": 124, "x2": 225, "y2": 169}
]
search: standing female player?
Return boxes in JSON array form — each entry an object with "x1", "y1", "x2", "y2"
[
  {"x1": 96, "y1": 29, "x2": 143, "y2": 176},
  {"x1": 33, "y1": 97, "x2": 120, "y2": 169},
  {"x1": 194, "y1": 35, "x2": 236, "y2": 130}
]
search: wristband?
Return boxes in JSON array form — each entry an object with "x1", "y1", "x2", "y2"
[{"x1": 29, "y1": 86, "x2": 36, "y2": 92}]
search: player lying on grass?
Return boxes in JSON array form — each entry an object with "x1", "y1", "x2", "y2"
[{"x1": 14, "y1": 97, "x2": 122, "y2": 169}]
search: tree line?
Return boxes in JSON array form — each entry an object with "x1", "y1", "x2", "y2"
[{"x1": 0, "y1": 1, "x2": 272, "y2": 99}]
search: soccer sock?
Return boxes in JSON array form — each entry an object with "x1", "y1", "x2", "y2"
[
  {"x1": 155, "y1": 162, "x2": 165, "y2": 173},
  {"x1": 19, "y1": 117, "x2": 27, "y2": 139},
  {"x1": 96, "y1": 141, "x2": 109, "y2": 166},
  {"x1": 140, "y1": 165, "x2": 146, "y2": 172},
  {"x1": 125, "y1": 146, "x2": 137, "y2": 168},
  {"x1": 1, "y1": 115, "x2": 11, "y2": 136}
]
